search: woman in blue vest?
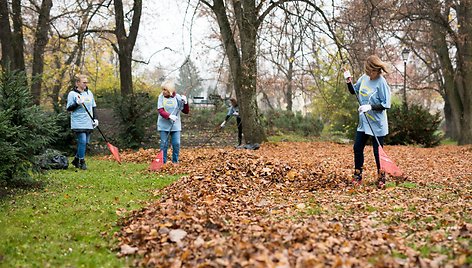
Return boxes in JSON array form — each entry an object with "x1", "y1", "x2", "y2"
[
  {"x1": 345, "y1": 55, "x2": 391, "y2": 188},
  {"x1": 66, "y1": 74, "x2": 98, "y2": 170},
  {"x1": 157, "y1": 80, "x2": 190, "y2": 164}
]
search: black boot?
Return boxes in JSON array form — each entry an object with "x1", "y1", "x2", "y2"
[
  {"x1": 79, "y1": 159, "x2": 87, "y2": 170},
  {"x1": 72, "y1": 157, "x2": 80, "y2": 168},
  {"x1": 377, "y1": 170, "x2": 386, "y2": 189},
  {"x1": 352, "y1": 169, "x2": 362, "y2": 185}
]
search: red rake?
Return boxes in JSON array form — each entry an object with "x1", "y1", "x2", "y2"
[
  {"x1": 149, "y1": 151, "x2": 164, "y2": 171},
  {"x1": 345, "y1": 67, "x2": 403, "y2": 177},
  {"x1": 106, "y1": 142, "x2": 122, "y2": 164},
  {"x1": 149, "y1": 114, "x2": 176, "y2": 171},
  {"x1": 79, "y1": 99, "x2": 121, "y2": 164},
  {"x1": 360, "y1": 107, "x2": 403, "y2": 177},
  {"x1": 378, "y1": 146, "x2": 403, "y2": 177},
  {"x1": 148, "y1": 128, "x2": 173, "y2": 171}
]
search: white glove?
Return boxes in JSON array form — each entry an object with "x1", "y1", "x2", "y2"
[
  {"x1": 169, "y1": 115, "x2": 178, "y2": 121},
  {"x1": 181, "y1": 95, "x2": 187, "y2": 104},
  {"x1": 220, "y1": 121, "x2": 226, "y2": 128},
  {"x1": 358, "y1": 104, "x2": 372, "y2": 114},
  {"x1": 343, "y1": 70, "x2": 352, "y2": 79},
  {"x1": 92, "y1": 119, "x2": 99, "y2": 128},
  {"x1": 232, "y1": 112, "x2": 239, "y2": 116},
  {"x1": 76, "y1": 96, "x2": 85, "y2": 105}
]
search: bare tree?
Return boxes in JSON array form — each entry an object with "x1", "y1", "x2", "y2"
[
  {"x1": 11, "y1": 0, "x2": 25, "y2": 72},
  {"x1": 0, "y1": 0, "x2": 25, "y2": 72},
  {"x1": 0, "y1": 0, "x2": 14, "y2": 69},
  {"x1": 31, "y1": 0, "x2": 53, "y2": 105},
  {"x1": 258, "y1": 2, "x2": 319, "y2": 112},
  {"x1": 420, "y1": 0, "x2": 472, "y2": 145},
  {"x1": 197, "y1": 0, "x2": 335, "y2": 144},
  {"x1": 338, "y1": 0, "x2": 472, "y2": 144},
  {"x1": 112, "y1": 0, "x2": 142, "y2": 96},
  {"x1": 49, "y1": 0, "x2": 106, "y2": 106}
]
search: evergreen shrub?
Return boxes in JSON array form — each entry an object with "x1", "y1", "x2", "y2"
[
  {"x1": 51, "y1": 104, "x2": 76, "y2": 154},
  {"x1": 113, "y1": 92, "x2": 154, "y2": 149},
  {"x1": 264, "y1": 110, "x2": 323, "y2": 137},
  {"x1": 190, "y1": 108, "x2": 223, "y2": 128},
  {"x1": 0, "y1": 70, "x2": 60, "y2": 185},
  {"x1": 387, "y1": 103, "x2": 443, "y2": 147}
]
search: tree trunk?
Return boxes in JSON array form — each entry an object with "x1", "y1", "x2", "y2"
[
  {"x1": 443, "y1": 99, "x2": 460, "y2": 139},
  {"x1": 117, "y1": 46, "x2": 133, "y2": 96},
  {"x1": 286, "y1": 57, "x2": 294, "y2": 112},
  {"x1": 51, "y1": 46, "x2": 78, "y2": 107},
  {"x1": 431, "y1": 23, "x2": 462, "y2": 139},
  {"x1": 11, "y1": 0, "x2": 25, "y2": 73},
  {"x1": 207, "y1": 0, "x2": 267, "y2": 144},
  {"x1": 430, "y1": 1, "x2": 472, "y2": 144},
  {"x1": 114, "y1": 0, "x2": 142, "y2": 96},
  {"x1": 262, "y1": 92, "x2": 275, "y2": 110},
  {"x1": 239, "y1": 0, "x2": 266, "y2": 144},
  {"x1": 0, "y1": 0, "x2": 14, "y2": 69},
  {"x1": 31, "y1": 0, "x2": 53, "y2": 105},
  {"x1": 455, "y1": 2, "x2": 472, "y2": 144}
]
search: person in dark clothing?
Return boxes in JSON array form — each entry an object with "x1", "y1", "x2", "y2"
[{"x1": 219, "y1": 98, "x2": 243, "y2": 146}]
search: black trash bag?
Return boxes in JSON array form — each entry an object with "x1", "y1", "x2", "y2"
[
  {"x1": 36, "y1": 149, "x2": 69, "y2": 170},
  {"x1": 236, "y1": 143, "x2": 260, "y2": 150}
]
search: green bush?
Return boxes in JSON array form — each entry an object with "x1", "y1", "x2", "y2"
[
  {"x1": 51, "y1": 103, "x2": 76, "y2": 154},
  {"x1": 263, "y1": 110, "x2": 323, "y2": 137},
  {"x1": 311, "y1": 81, "x2": 359, "y2": 140},
  {"x1": 113, "y1": 92, "x2": 154, "y2": 149},
  {"x1": 0, "y1": 69, "x2": 60, "y2": 185},
  {"x1": 387, "y1": 103, "x2": 443, "y2": 147},
  {"x1": 323, "y1": 109, "x2": 358, "y2": 140},
  {"x1": 190, "y1": 108, "x2": 224, "y2": 128}
]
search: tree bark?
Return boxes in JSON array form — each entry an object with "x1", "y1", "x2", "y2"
[
  {"x1": 239, "y1": 0, "x2": 266, "y2": 144},
  {"x1": 114, "y1": 0, "x2": 142, "y2": 96},
  {"x1": 31, "y1": 0, "x2": 53, "y2": 105},
  {"x1": 286, "y1": 49, "x2": 294, "y2": 111},
  {"x1": 429, "y1": 0, "x2": 472, "y2": 144},
  {"x1": 0, "y1": 0, "x2": 14, "y2": 69},
  {"x1": 430, "y1": 22, "x2": 462, "y2": 139},
  {"x1": 11, "y1": 0, "x2": 25, "y2": 73},
  {"x1": 204, "y1": 0, "x2": 267, "y2": 144},
  {"x1": 455, "y1": 1, "x2": 472, "y2": 144}
]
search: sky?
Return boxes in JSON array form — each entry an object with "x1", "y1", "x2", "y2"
[{"x1": 135, "y1": 0, "x2": 218, "y2": 82}]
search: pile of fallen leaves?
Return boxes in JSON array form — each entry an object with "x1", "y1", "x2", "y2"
[{"x1": 109, "y1": 142, "x2": 471, "y2": 267}]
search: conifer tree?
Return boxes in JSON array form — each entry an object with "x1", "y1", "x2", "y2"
[
  {"x1": 176, "y1": 59, "x2": 203, "y2": 99},
  {"x1": 0, "y1": 69, "x2": 59, "y2": 185}
]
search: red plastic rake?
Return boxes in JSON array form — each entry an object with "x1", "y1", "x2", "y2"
[{"x1": 80, "y1": 100, "x2": 121, "y2": 164}]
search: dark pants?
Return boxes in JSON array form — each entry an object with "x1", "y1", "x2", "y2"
[
  {"x1": 353, "y1": 131, "x2": 385, "y2": 171},
  {"x1": 236, "y1": 117, "x2": 242, "y2": 145}
]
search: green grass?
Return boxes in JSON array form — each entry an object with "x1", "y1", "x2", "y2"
[
  {"x1": 305, "y1": 205, "x2": 323, "y2": 216},
  {"x1": 440, "y1": 138, "x2": 458, "y2": 145},
  {"x1": 268, "y1": 133, "x2": 315, "y2": 142},
  {"x1": 398, "y1": 182, "x2": 417, "y2": 188},
  {"x1": 0, "y1": 158, "x2": 178, "y2": 268}
]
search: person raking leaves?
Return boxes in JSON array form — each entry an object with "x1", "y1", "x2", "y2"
[
  {"x1": 344, "y1": 55, "x2": 392, "y2": 189},
  {"x1": 66, "y1": 74, "x2": 98, "y2": 170},
  {"x1": 156, "y1": 80, "x2": 190, "y2": 164},
  {"x1": 219, "y1": 97, "x2": 243, "y2": 146}
]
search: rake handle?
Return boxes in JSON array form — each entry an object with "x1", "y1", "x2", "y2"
[{"x1": 77, "y1": 97, "x2": 108, "y2": 143}]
